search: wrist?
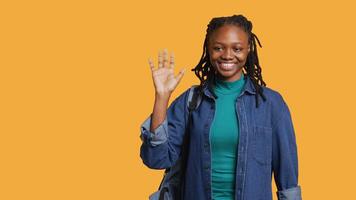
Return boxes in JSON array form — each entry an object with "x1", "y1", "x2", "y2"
[{"x1": 155, "y1": 91, "x2": 171, "y2": 100}]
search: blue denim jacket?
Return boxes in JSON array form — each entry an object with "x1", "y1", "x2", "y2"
[{"x1": 140, "y1": 75, "x2": 302, "y2": 200}]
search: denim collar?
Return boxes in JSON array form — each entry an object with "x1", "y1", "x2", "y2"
[{"x1": 201, "y1": 73, "x2": 256, "y2": 99}]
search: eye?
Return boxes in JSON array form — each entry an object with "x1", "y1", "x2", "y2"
[
  {"x1": 234, "y1": 48, "x2": 242, "y2": 52},
  {"x1": 213, "y1": 47, "x2": 223, "y2": 51}
]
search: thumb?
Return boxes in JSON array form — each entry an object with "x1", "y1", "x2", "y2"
[{"x1": 175, "y1": 68, "x2": 186, "y2": 84}]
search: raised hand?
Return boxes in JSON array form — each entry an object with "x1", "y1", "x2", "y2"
[{"x1": 149, "y1": 49, "x2": 185, "y2": 97}]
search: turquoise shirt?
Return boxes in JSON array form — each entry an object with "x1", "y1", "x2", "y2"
[{"x1": 210, "y1": 73, "x2": 246, "y2": 199}]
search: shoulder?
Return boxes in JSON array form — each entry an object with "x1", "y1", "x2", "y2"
[
  {"x1": 261, "y1": 86, "x2": 291, "y2": 119},
  {"x1": 261, "y1": 86, "x2": 286, "y2": 105},
  {"x1": 168, "y1": 86, "x2": 196, "y2": 109},
  {"x1": 165, "y1": 86, "x2": 198, "y2": 123}
]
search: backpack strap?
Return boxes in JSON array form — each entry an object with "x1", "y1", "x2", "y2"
[
  {"x1": 177, "y1": 85, "x2": 202, "y2": 198},
  {"x1": 156, "y1": 85, "x2": 203, "y2": 198},
  {"x1": 187, "y1": 85, "x2": 202, "y2": 112}
]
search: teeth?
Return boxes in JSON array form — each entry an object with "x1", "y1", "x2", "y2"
[
  {"x1": 221, "y1": 63, "x2": 234, "y2": 67},
  {"x1": 219, "y1": 63, "x2": 235, "y2": 70}
]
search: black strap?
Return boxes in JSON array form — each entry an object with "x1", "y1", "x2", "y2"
[
  {"x1": 158, "y1": 187, "x2": 169, "y2": 200},
  {"x1": 157, "y1": 86, "x2": 202, "y2": 200},
  {"x1": 179, "y1": 86, "x2": 201, "y2": 199}
]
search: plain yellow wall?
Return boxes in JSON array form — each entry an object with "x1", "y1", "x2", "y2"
[{"x1": 1, "y1": 0, "x2": 356, "y2": 199}]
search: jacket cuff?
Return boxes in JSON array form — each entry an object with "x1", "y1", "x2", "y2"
[
  {"x1": 140, "y1": 115, "x2": 168, "y2": 146},
  {"x1": 277, "y1": 185, "x2": 302, "y2": 200}
]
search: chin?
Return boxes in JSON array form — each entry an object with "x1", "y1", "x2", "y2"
[
  {"x1": 215, "y1": 66, "x2": 244, "y2": 81},
  {"x1": 217, "y1": 70, "x2": 235, "y2": 77}
]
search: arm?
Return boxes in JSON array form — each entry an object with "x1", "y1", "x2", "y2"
[
  {"x1": 272, "y1": 95, "x2": 302, "y2": 200},
  {"x1": 150, "y1": 93, "x2": 170, "y2": 133},
  {"x1": 139, "y1": 49, "x2": 187, "y2": 169},
  {"x1": 139, "y1": 89, "x2": 189, "y2": 169}
]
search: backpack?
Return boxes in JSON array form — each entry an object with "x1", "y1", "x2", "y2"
[{"x1": 149, "y1": 85, "x2": 203, "y2": 200}]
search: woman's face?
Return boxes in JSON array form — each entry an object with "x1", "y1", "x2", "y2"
[{"x1": 208, "y1": 25, "x2": 250, "y2": 82}]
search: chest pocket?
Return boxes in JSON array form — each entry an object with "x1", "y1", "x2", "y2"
[{"x1": 252, "y1": 126, "x2": 272, "y2": 165}]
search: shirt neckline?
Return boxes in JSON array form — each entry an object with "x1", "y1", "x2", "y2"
[{"x1": 214, "y1": 73, "x2": 246, "y2": 95}]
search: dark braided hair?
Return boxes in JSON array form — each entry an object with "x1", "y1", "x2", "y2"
[{"x1": 192, "y1": 14, "x2": 267, "y2": 108}]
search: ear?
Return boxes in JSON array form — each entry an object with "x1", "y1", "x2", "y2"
[{"x1": 247, "y1": 44, "x2": 251, "y2": 53}]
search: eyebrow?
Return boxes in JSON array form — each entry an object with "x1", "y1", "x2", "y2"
[{"x1": 213, "y1": 42, "x2": 243, "y2": 45}]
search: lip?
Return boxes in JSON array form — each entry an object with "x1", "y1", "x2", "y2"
[
  {"x1": 218, "y1": 61, "x2": 236, "y2": 64},
  {"x1": 217, "y1": 62, "x2": 236, "y2": 71}
]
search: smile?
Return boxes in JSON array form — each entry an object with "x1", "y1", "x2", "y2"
[{"x1": 218, "y1": 62, "x2": 236, "y2": 70}]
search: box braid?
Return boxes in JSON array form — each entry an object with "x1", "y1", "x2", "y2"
[{"x1": 192, "y1": 14, "x2": 267, "y2": 108}]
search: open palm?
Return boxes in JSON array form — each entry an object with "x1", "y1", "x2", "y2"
[{"x1": 149, "y1": 49, "x2": 185, "y2": 95}]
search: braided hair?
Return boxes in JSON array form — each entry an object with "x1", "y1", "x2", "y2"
[{"x1": 192, "y1": 14, "x2": 267, "y2": 108}]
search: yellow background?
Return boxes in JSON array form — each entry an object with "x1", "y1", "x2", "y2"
[{"x1": 1, "y1": 0, "x2": 356, "y2": 199}]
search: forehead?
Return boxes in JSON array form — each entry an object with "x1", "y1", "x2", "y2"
[{"x1": 209, "y1": 25, "x2": 249, "y2": 45}]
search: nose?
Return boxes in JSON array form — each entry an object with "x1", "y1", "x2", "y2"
[{"x1": 221, "y1": 49, "x2": 233, "y2": 60}]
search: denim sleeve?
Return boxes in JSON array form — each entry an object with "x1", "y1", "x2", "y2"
[
  {"x1": 140, "y1": 114, "x2": 169, "y2": 147},
  {"x1": 139, "y1": 89, "x2": 189, "y2": 170},
  {"x1": 272, "y1": 95, "x2": 302, "y2": 200}
]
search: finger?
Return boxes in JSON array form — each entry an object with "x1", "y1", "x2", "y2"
[
  {"x1": 169, "y1": 52, "x2": 175, "y2": 69},
  {"x1": 175, "y1": 68, "x2": 186, "y2": 84},
  {"x1": 158, "y1": 50, "x2": 163, "y2": 68},
  {"x1": 148, "y1": 57, "x2": 155, "y2": 71},
  {"x1": 163, "y1": 48, "x2": 169, "y2": 68}
]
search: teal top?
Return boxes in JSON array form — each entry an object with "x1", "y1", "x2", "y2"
[{"x1": 209, "y1": 73, "x2": 246, "y2": 199}]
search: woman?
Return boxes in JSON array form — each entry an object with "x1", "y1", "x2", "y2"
[{"x1": 140, "y1": 14, "x2": 302, "y2": 200}]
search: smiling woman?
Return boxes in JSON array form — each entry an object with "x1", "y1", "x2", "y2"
[
  {"x1": 208, "y1": 25, "x2": 251, "y2": 82},
  {"x1": 140, "y1": 14, "x2": 302, "y2": 200}
]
